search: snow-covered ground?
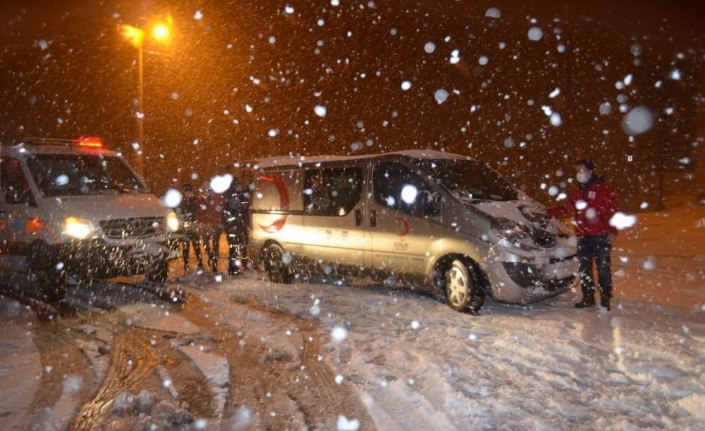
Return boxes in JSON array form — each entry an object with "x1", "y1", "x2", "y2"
[
  {"x1": 189, "y1": 195, "x2": 705, "y2": 431},
  {"x1": 1, "y1": 196, "x2": 704, "y2": 431}
]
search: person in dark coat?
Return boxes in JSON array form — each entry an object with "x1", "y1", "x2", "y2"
[
  {"x1": 547, "y1": 160, "x2": 620, "y2": 310},
  {"x1": 223, "y1": 177, "x2": 251, "y2": 275},
  {"x1": 177, "y1": 183, "x2": 203, "y2": 271},
  {"x1": 196, "y1": 182, "x2": 224, "y2": 273}
]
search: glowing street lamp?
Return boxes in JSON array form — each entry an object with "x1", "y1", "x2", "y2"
[
  {"x1": 121, "y1": 21, "x2": 171, "y2": 176},
  {"x1": 152, "y1": 24, "x2": 170, "y2": 40}
]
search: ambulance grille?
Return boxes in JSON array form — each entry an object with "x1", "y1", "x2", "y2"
[{"x1": 100, "y1": 217, "x2": 166, "y2": 239}]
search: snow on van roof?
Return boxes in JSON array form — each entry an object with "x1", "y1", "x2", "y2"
[{"x1": 254, "y1": 149, "x2": 475, "y2": 169}]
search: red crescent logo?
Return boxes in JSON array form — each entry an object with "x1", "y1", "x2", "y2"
[
  {"x1": 396, "y1": 216, "x2": 410, "y2": 237},
  {"x1": 258, "y1": 174, "x2": 290, "y2": 232}
]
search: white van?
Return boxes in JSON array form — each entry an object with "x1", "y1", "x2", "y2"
[
  {"x1": 0, "y1": 137, "x2": 179, "y2": 300},
  {"x1": 249, "y1": 150, "x2": 578, "y2": 314}
]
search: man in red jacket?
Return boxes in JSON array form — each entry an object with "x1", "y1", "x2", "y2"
[{"x1": 548, "y1": 160, "x2": 620, "y2": 310}]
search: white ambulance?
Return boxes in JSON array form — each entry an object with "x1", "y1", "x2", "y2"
[
  {"x1": 0, "y1": 137, "x2": 179, "y2": 300},
  {"x1": 250, "y1": 150, "x2": 578, "y2": 314}
]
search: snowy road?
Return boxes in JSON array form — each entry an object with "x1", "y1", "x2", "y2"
[
  {"x1": 1, "y1": 199, "x2": 704, "y2": 431},
  {"x1": 211, "y1": 269, "x2": 704, "y2": 431}
]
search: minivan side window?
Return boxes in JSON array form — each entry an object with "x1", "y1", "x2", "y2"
[
  {"x1": 1, "y1": 157, "x2": 33, "y2": 205},
  {"x1": 373, "y1": 162, "x2": 433, "y2": 216},
  {"x1": 304, "y1": 167, "x2": 362, "y2": 216}
]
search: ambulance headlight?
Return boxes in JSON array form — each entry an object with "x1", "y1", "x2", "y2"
[
  {"x1": 166, "y1": 211, "x2": 179, "y2": 232},
  {"x1": 63, "y1": 217, "x2": 95, "y2": 240}
]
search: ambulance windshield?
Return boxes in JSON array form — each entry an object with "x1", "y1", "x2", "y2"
[{"x1": 25, "y1": 153, "x2": 149, "y2": 197}]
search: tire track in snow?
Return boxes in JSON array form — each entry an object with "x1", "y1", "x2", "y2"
[
  {"x1": 71, "y1": 332, "x2": 159, "y2": 431},
  {"x1": 178, "y1": 291, "x2": 378, "y2": 430}
]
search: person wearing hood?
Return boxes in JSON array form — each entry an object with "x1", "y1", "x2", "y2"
[{"x1": 547, "y1": 160, "x2": 620, "y2": 310}]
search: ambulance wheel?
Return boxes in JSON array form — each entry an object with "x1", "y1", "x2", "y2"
[
  {"x1": 41, "y1": 280, "x2": 68, "y2": 302},
  {"x1": 445, "y1": 259, "x2": 485, "y2": 315},
  {"x1": 263, "y1": 243, "x2": 293, "y2": 284},
  {"x1": 146, "y1": 259, "x2": 169, "y2": 282},
  {"x1": 27, "y1": 242, "x2": 67, "y2": 302}
]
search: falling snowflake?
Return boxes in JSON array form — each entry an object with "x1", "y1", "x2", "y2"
[
  {"x1": 314, "y1": 105, "x2": 327, "y2": 117},
  {"x1": 485, "y1": 7, "x2": 501, "y2": 19},
  {"x1": 331, "y1": 326, "x2": 347, "y2": 342},
  {"x1": 528, "y1": 27, "x2": 543, "y2": 41},
  {"x1": 622, "y1": 106, "x2": 654, "y2": 135},
  {"x1": 434, "y1": 89, "x2": 449, "y2": 104}
]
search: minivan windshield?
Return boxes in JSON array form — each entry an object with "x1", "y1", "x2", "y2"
[
  {"x1": 25, "y1": 154, "x2": 148, "y2": 197},
  {"x1": 413, "y1": 158, "x2": 518, "y2": 202}
]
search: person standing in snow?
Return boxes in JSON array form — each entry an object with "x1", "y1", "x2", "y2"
[
  {"x1": 196, "y1": 183, "x2": 224, "y2": 273},
  {"x1": 177, "y1": 183, "x2": 204, "y2": 271},
  {"x1": 222, "y1": 176, "x2": 251, "y2": 275},
  {"x1": 547, "y1": 160, "x2": 620, "y2": 310}
]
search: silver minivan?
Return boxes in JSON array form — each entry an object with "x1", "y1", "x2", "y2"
[
  {"x1": 0, "y1": 137, "x2": 180, "y2": 300},
  {"x1": 249, "y1": 149, "x2": 577, "y2": 314}
]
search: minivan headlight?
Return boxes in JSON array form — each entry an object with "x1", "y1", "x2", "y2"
[
  {"x1": 491, "y1": 217, "x2": 529, "y2": 243},
  {"x1": 63, "y1": 216, "x2": 95, "y2": 240},
  {"x1": 166, "y1": 211, "x2": 179, "y2": 232}
]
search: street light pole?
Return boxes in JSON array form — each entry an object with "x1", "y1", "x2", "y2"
[
  {"x1": 136, "y1": 37, "x2": 144, "y2": 176},
  {"x1": 122, "y1": 22, "x2": 171, "y2": 177},
  {"x1": 122, "y1": 24, "x2": 147, "y2": 176}
]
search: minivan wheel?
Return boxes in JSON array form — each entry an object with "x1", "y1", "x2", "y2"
[
  {"x1": 263, "y1": 243, "x2": 293, "y2": 284},
  {"x1": 445, "y1": 259, "x2": 485, "y2": 314},
  {"x1": 27, "y1": 242, "x2": 67, "y2": 302}
]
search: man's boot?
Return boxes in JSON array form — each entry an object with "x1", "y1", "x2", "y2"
[
  {"x1": 600, "y1": 295, "x2": 611, "y2": 310},
  {"x1": 228, "y1": 259, "x2": 242, "y2": 276},
  {"x1": 574, "y1": 294, "x2": 596, "y2": 308}
]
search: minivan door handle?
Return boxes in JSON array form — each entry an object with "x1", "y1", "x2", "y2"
[
  {"x1": 369, "y1": 209, "x2": 377, "y2": 227},
  {"x1": 354, "y1": 209, "x2": 362, "y2": 226}
]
